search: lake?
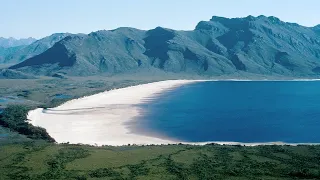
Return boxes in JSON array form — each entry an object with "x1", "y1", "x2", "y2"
[{"x1": 132, "y1": 81, "x2": 320, "y2": 143}]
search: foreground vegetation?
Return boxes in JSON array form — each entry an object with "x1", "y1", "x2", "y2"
[
  {"x1": 0, "y1": 105, "x2": 55, "y2": 142},
  {"x1": 0, "y1": 141, "x2": 320, "y2": 180},
  {"x1": 1, "y1": 84, "x2": 320, "y2": 179}
]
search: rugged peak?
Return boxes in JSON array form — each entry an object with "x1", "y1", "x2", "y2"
[
  {"x1": 44, "y1": 33, "x2": 69, "y2": 39},
  {"x1": 111, "y1": 27, "x2": 143, "y2": 32},
  {"x1": 245, "y1": 15, "x2": 258, "y2": 21},
  {"x1": 30, "y1": 33, "x2": 72, "y2": 46},
  {"x1": 267, "y1": 16, "x2": 281, "y2": 22},
  {"x1": 210, "y1": 15, "x2": 260, "y2": 22},
  {"x1": 146, "y1": 27, "x2": 175, "y2": 37},
  {"x1": 209, "y1": 16, "x2": 251, "y2": 30},
  {"x1": 210, "y1": 15, "x2": 283, "y2": 23},
  {"x1": 195, "y1": 21, "x2": 216, "y2": 30},
  {"x1": 207, "y1": 15, "x2": 306, "y2": 30},
  {"x1": 88, "y1": 30, "x2": 108, "y2": 36},
  {"x1": 313, "y1": 25, "x2": 320, "y2": 34},
  {"x1": 313, "y1": 25, "x2": 320, "y2": 30},
  {"x1": 149, "y1": 26, "x2": 173, "y2": 32},
  {"x1": 210, "y1": 16, "x2": 229, "y2": 21},
  {"x1": 194, "y1": 20, "x2": 228, "y2": 33},
  {"x1": 62, "y1": 34, "x2": 86, "y2": 41},
  {"x1": 257, "y1": 15, "x2": 267, "y2": 19}
]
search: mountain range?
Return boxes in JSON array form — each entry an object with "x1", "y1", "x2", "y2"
[
  {"x1": 0, "y1": 37, "x2": 37, "y2": 64},
  {"x1": 1, "y1": 15, "x2": 320, "y2": 78},
  {"x1": 0, "y1": 37, "x2": 36, "y2": 48}
]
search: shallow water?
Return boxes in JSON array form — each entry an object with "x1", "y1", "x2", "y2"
[{"x1": 134, "y1": 81, "x2": 320, "y2": 143}]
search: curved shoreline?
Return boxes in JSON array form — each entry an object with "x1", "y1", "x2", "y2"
[
  {"x1": 28, "y1": 79, "x2": 320, "y2": 146},
  {"x1": 28, "y1": 80, "x2": 204, "y2": 146}
]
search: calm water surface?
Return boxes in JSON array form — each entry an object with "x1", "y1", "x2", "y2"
[{"x1": 134, "y1": 81, "x2": 320, "y2": 143}]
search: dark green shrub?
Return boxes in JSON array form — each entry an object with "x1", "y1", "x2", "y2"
[
  {"x1": 0, "y1": 105, "x2": 55, "y2": 142},
  {"x1": 128, "y1": 163, "x2": 150, "y2": 177},
  {"x1": 289, "y1": 169, "x2": 320, "y2": 178},
  {"x1": 89, "y1": 168, "x2": 120, "y2": 178}
]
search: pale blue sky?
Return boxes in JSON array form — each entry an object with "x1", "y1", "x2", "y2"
[{"x1": 1, "y1": 0, "x2": 320, "y2": 39}]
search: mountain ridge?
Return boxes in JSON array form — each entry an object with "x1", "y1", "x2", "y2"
[
  {"x1": 5, "y1": 15, "x2": 320, "y2": 78},
  {"x1": 0, "y1": 37, "x2": 36, "y2": 48}
]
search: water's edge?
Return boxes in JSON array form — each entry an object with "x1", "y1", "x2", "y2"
[{"x1": 28, "y1": 79, "x2": 320, "y2": 146}]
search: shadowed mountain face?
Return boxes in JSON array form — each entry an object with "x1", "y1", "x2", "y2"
[
  {"x1": 0, "y1": 37, "x2": 36, "y2": 63},
  {"x1": 10, "y1": 42, "x2": 76, "y2": 69},
  {"x1": 1, "y1": 33, "x2": 69, "y2": 64},
  {"x1": 8, "y1": 16, "x2": 320, "y2": 77}
]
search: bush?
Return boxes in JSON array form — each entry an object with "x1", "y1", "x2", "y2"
[
  {"x1": 0, "y1": 105, "x2": 55, "y2": 142},
  {"x1": 289, "y1": 169, "x2": 320, "y2": 178},
  {"x1": 127, "y1": 163, "x2": 150, "y2": 177},
  {"x1": 75, "y1": 175, "x2": 87, "y2": 180},
  {"x1": 89, "y1": 168, "x2": 120, "y2": 178}
]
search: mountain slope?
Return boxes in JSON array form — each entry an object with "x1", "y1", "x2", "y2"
[
  {"x1": 2, "y1": 33, "x2": 70, "y2": 64},
  {"x1": 195, "y1": 16, "x2": 320, "y2": 75},
  {"x1": 313, "y1": 25, "x2": 320, "y2": 35},
  {"x1": 9, "y1": 16, "x2": 320, "y2": 77},
  {"x1": 0, "y1": 46, "x2": 25, "y2": 63}
]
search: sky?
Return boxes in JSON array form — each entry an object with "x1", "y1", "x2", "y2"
[{"x1": 1, "y1": 0, "x2": 320, "y2": 39}]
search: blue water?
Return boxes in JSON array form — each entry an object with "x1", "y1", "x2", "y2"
[{"x1": 134, "y1": 81, "x2": 320, "y2": 143}]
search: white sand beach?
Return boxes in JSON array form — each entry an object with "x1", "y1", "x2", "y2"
[
  {"x1": 28, "y1": 80, "x2": 207, "y2": 146},
  {"x1": 28, "y1": 79, "x2": 320, "y2": 146}
]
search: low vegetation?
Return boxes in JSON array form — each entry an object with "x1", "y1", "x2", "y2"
[
  {"x1": 0, "y1": 77, "x2": 167, "y2": 108},
  {"x1": 0, "y1": 105, "x2": 55, "y2": 142},
  {"x1": 0, "y1": 142, "x2": 320, "y2": 180}
]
